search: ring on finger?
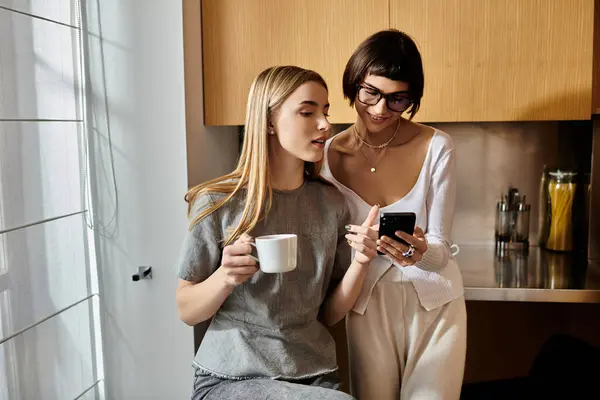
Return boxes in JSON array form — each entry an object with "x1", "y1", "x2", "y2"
[{"x1": 402, "y1": 244, "x2": 416, "y2": 258}]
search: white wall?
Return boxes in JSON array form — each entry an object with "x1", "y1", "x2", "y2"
[{"x1": 85, "y1": 0, "x2": 238, "y2": 398}]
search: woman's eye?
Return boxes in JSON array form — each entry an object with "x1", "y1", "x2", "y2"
[
  {"x1": 391, "y1": 97, "x2": 408, "y2": 104},
  {"x1": 300, "y1": 111, "x2": 313, "y2": 117},
  {"x1": 324, "y1": 113, "x2": 330, "y2": 118}
]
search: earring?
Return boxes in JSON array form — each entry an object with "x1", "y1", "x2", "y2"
[{"x1": 268, "y1": 130, "x2": 275, "y2": 136}]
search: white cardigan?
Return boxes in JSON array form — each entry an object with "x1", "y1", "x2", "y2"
[{"x1": 321, "y1": 128, "x2": 464, "y2": 313}]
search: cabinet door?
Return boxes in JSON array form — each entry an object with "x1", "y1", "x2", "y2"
[
  {"x1": 391, "y1": 0, "x2": 595, "y2": 122},
  {"x1": 202, "y1": 0, "x2": 388, "y2": 125},
  {"x1": 593, "y1": 0, "x2": 600, "y2": 114}
]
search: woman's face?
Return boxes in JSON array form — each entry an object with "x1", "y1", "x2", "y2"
[
  {"x1": 355, "y1": 74, "x2": 410, "y2": 134},
  {"x1": 271, "y1": 81, "x2": 331, "y2": 163}
]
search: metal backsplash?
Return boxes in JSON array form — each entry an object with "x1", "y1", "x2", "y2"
[{"x1": 429, "y1": 122, "x2": 593, "y2": 252}]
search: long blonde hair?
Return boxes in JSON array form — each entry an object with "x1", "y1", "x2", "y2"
[{"x1": 185, "y1": 66, "x2": 328, "y2": 245}]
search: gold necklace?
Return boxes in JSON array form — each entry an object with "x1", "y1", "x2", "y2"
[
  {"x1": 357, "y1": 145, "x2": 388, "y2": 173},
  {"x1": 353, "y1": 122, "x2": 418, "y2": 173},
  {"x1": 354, "y1": 120, "x2": 400, "y2": 149},
  {"x1": 353, "y1": 122, "x2": 397, "y2": 173}
]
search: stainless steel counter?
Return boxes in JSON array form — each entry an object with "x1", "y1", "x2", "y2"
[{"x1": 456, "y1": 244, "x2": 600, "y2": 303}]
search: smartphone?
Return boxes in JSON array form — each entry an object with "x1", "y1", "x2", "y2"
[{"x1": 378, "y1": 212, "x2": 417, "y2": 255}]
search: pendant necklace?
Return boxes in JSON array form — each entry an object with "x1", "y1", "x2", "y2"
[{"x1": 354, "y1": 121, "x2": 399, "y2": 173}]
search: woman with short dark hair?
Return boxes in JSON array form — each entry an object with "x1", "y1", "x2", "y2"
[{"x1": 321, "y1": 30, "x2": 467, "y2": 399}]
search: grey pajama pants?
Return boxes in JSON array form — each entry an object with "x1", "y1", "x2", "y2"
[{"x1": 192, "y1": 370, "x2": 354, "y2": 400}]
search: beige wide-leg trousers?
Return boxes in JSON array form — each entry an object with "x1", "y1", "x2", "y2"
[{"x1": 347, "y1": 268, "x2": 467, "y2": 400}]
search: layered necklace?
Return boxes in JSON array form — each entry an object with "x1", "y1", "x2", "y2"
[
  {"x1": 354, "y1": 120, "x2": 418, "y2": 173},
  {"x1": 354, "y1": 121, "x2": 399, "y2": 173}
]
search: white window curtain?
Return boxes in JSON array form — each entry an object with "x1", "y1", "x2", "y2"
[{"x1": 0, "y1": 1, "x2": 103, "y2": 399}]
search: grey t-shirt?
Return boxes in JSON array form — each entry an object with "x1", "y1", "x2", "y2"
[{"x1": 177, "y1": 179, "x2": 351, "y2": 380}]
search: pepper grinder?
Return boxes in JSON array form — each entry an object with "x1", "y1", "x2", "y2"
[
  {"x1": 495, "y1": 189, "x2": 531, "y2": 243},
  {"x1": 514, "y1": 197, "x2": 531, "y2": 244},
  {"x1": 495, "y1": 195, "x2": 512, "y2": 242}
]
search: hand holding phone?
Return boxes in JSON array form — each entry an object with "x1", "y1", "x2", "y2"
[{"x1": 378, "y1": 212, "x2": 417, "y2": 255}]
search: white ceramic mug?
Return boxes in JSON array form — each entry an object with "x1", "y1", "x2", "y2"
[{"x1": 249, "y1": 234, "x2": 297, "y2": 273}]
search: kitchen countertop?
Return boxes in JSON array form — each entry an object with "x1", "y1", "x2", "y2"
[{"x1": 456, "y1": 244, "x2": 600, "y2": 303}]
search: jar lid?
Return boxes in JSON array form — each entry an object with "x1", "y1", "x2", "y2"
[{"x1": 548, "y1": 169, "x2": 578, "y2": 179}]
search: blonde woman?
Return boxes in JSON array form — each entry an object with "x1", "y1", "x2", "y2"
[
  {"x1": 321, "y1": 30, "x2": 466, "y2": 399},
  {"x1": 176, "y1": 66, "x2": 378, "y2": 400}
]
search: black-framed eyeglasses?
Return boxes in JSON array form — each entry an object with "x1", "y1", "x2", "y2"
[{"x1": 357, "y1": 84, "x2": 412, "y2": 113}]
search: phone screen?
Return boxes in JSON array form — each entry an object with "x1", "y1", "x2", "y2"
[{"x1": 378, "y1": 212, "x2": 416, "y2": 254}]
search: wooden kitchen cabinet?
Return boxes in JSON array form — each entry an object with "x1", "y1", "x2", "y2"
[
  {"x1": 201, "y1": 0, "x2": 388, "y2": 125},
  {"x1": 391, "y1": 0, "x2": 595, "y2": 122},
  {"x1": 200, "y1": 0, "x2": 595, "y2": 125},
  {"x1": 593, "y1": 0, "x2": 600, "y2": 114}
]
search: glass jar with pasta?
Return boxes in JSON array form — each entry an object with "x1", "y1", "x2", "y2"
[{"x1": 543, "y1": 169, "x2": 577, "y2": 252}]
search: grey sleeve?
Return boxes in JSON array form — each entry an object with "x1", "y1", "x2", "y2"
[
  {"x1": 330, "y1": 202, "x2": 352, "y2": 287},
  {"x1": 176, "y1": 193, "x2": 223, "y2": 283}
]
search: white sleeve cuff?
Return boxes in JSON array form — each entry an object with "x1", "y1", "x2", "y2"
[{"x1": 414, "y1": 241, "x2": 448, "y2": 272}]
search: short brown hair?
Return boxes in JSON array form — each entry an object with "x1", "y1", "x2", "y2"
[{"x1": 343, "y1": 30, "x2": 424, "y2": 120}]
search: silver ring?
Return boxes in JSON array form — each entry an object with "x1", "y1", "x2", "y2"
[{"x1": 402, "y1": 245, "x2": 416, "y2": 258}]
